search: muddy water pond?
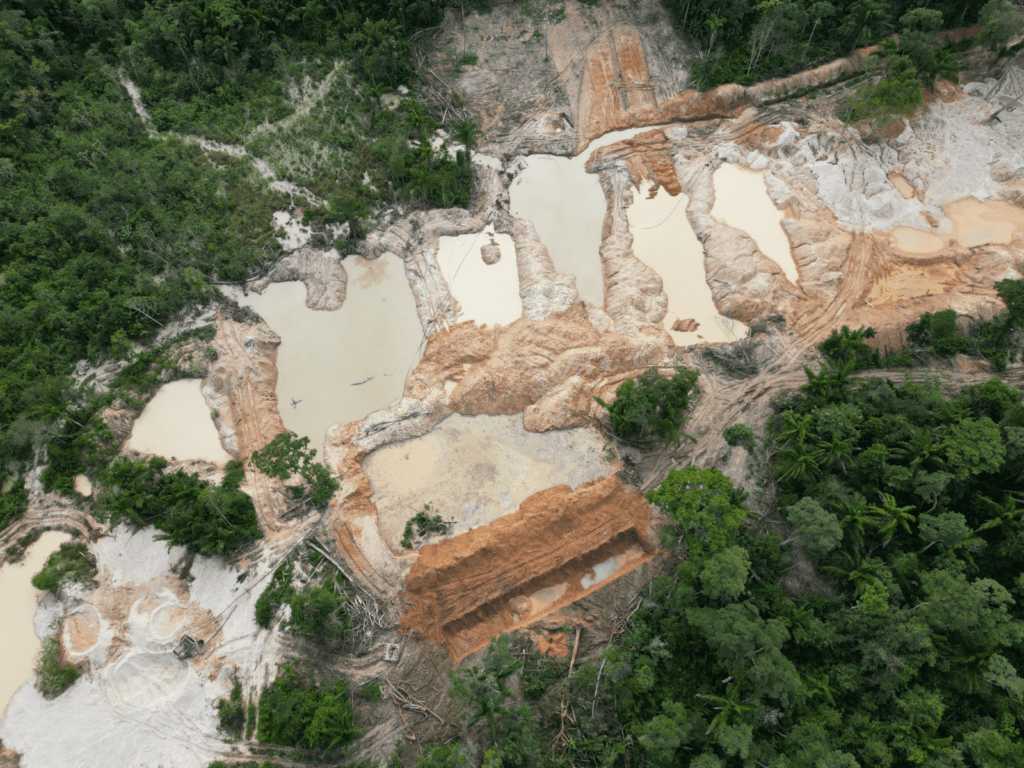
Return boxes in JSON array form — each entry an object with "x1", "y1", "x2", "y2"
[
  {"x1": 236, "y1": 253, "x2": 423, "y2": 449},
  {"x1": 628, "y1": 182, "x2": 748, "y2": 345},
  {"x1": 363, "y1": 413, "x2": 612, "y2": 550},
  {"x1": 74, "y1": 474, "x2": 92, "y2": 497},
  {"x1": 436, "y1": 227, "x2": 523, "y2": 327},
  {"x1": 0, "y1": 531, "x2": 72, "y2": 718},
  {"x1": 890, "y1": 197, "x2": 1024, "y2": 256},
  {"x1": 509, "y1": 126, "x2": 674, "y2": 307},
  {"x1": 711, "y1": 163, "x2": 799, "y2": 284},
  {"x1": 127, "y1": 379, "x2": 230, "y2": 464}
]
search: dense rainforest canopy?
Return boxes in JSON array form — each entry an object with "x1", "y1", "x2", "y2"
[{"x1": 665, "y1": 0, "x2": 989, "y2": 87}]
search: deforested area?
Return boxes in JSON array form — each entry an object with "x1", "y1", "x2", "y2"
[{"x1": 5, "y1": 0, "x2": 1024, "y2": 766}]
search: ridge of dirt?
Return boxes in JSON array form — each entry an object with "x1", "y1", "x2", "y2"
[
  {"x1": 250, "y1": 247, "x2": 348, "y2": 311},
  {"x1": 399, "y1": 475, "x2": 655, "y2": 661}
]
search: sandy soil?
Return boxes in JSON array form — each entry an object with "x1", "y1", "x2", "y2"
[{"x1": 363, "y1": 413, "x2": 612, "y2": 549}]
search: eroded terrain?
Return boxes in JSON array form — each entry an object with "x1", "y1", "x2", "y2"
[{"x1": 6, "y1": 2, "x2": 1024, "y2": 765}]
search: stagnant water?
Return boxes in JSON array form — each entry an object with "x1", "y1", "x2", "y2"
[
  {"x1": 890, "y1": 197, "x2": 1024, "y2": 256},
  {"x1": 628, "y1": 181, "x2": 748, "y2": 345},
  {"x1": 711, "y1": 163, "x2": 800, "y2": 284},
  {"x1": 509, "y1": 126, "x2": 676, "y2": 307},
  {"x1": 436, "y1": 227, "x2": 523, "y2": 328},
  {"x1": 0, "y1": 531, "x2": 72, "y2": 718},
  {"x1": 127, "y1": 379, "x2": 230, "y2": 464},
  {"x1": 235, "y1": 253, "x2": 423, "y2": 450}
]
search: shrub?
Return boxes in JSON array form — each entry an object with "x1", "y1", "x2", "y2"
[
  {"x1": 218, "y1": 680, "x2": 246, "y2": 738},
  {"x1": 907, "y1": 309, "x2": 968, "y2": 357},
  {"x1": 251, "y1": 432, "x2": 339, "y2": 509},
  {"x1": 254, "y1": 561, "x2": 295, "y2": 628},
  {"x1": 417, "y1": 744, "x2": 467, "y2": 768},
  {"x1": 521, "y1": 651, "x2": 570, "y2": 700},
  {"x1": 402, "y1": 504, "x2": 452, "y2": 548},
  {"x1": 840, "y1": 58, "x2": 923, "y2": 128},
  {"x1": 359, "y1": 681, "x2": 383, "y2": 701},
  {"x1": 818, "y1": 326, "x2": 881, "y2": 370},
  {"x1": 723, "y1": 424, "x2": 756, "y2": 452},
  {"x1": 595, "y1": 367, "x2": 700, "y2": 446},
  {"x1": 35, "y1": 630, "x2": 78, "y2": 697},
  {"x1": 31, "y1": 541, "x2": 97, "y2": 592},
  {"x1": 284, "y1": 577, "x2": 350, "y2": 642}
]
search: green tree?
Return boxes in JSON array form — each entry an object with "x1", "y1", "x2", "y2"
[
  {"x1": 647, "y1": 467, "x2": 749, "y2": 559},
  {"x1": 980, "y1": 0, "x2": 1024, "y2": 51},
  {"x1": 700, "y1": 545, "x2": 751, "y2": 600},
  {"x1": 943, "y1": 417, "x2": 1006, "y2": 480},
  {"x1": 785, "y1": 497, "x2": 843, "y2": 558},
  {"x1": 256, "y1": 664, "x2": 358, "y2": 754},
  {"x1": 595, "y1": 367, "x2": 700, "y2": 446}
]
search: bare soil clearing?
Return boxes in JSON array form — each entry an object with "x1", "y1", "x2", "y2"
[
  {"x1": 363, "y1": 413, "x2": 612, "y2": 550},
  {"x1": 400, "y1": 476, "x2": 655, "y2": 661}
]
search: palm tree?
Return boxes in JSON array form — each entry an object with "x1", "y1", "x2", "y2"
[
  {"x1": 697, "y1": 683, "x2": 758, "y2": 736},
  {"x1": 777, "y1": 445, "x2": 823, "y2": 485},
  {"x1": 778, "y1": 411, "x2": 813, "y2": 449},
  {"x1": 811, "y1": 432, "x2": 854, "y2": 474},
  {"x1": 452, "y1": 118, "x2": 478, "y2": 152},
  {"x1": 874, "y1": 492, "x2": 916, "y2": 545}
]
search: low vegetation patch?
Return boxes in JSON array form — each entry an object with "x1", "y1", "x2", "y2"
[
  {"x1": 401, "y1": 504, "x2": 453, "y2": 549},
  {"x1": 254, "y1": 556, "x2": 352, "y2": 644},
  {"x1": 31, "y1": 541, "x2": 97, "y2": 592},
  {"x1": 4, "y1": 528, "x2": 41, "y2": 563},
  {"x1": 217, "y1": 680, "x2": 246, "y2": 739},
  {"x1": 251, "y1": 432, "x2": 340, "y2": 509},
  {"x1": 0, "y1": 478, "x2": 28, "y2": 534},
  {"x1": 256, "y1": 663, "x2": 358, "y2": 755},
  {"x1": 35, "y1": 625, "x2": 78, "y2": 697},
  {"x1": 255, "y1": 561, "x2": 295, "y2": 628},
  {"x1": 902, "y1": 280, "x2": 1024, "y2": 369},
  {"x1": 723, "y1": 424, "x2": 757, "y2": 452}
]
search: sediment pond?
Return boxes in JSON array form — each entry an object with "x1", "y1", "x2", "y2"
[
  {"x1": 628, "y1": 181, "x2": 748, "y2": 344},
  {"x1": 890, "y1": 197, "x2": 1024, "y2": 256},
  {"x1": 436, "y1": 227, "x2": 523, "y2": 328},
  {"x1": 509, "y1": 126, "x2": 673, "y2": 307},
  {"x1": 362, "y1": 413, "x2": 611, "y2": 550},
  {"x1": 711, "y1": 163, "x2": 799, "y2": 284},
  {"x1": 127, "y1": 379, "x2": 230, "y2": 464},
  {"x1": 236, "y1": 252, "x2": 423, "y2": 449},
  {"x1": 0, "y1": 531, "x2": 72, "y2": 718}
]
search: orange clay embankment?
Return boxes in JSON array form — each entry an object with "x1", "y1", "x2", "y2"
[{"x1": 400, "y1": 474, "x2": 656, "y2": 661}]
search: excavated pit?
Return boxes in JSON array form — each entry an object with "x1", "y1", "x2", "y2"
[
  {"x1": 400, "y1": 475, "x2": 656, "y2": 661},
  {"x1": 126, "y1": 379, "x2": 230, "y2": 465},
  {"x1": 362, "y1": 413, "x2": 612, "y2": 550},
  {"x1": 435, "y1": 227, "x2": 523, "y2": 328},
  {"x1": 235, "y1": 252, "x2": 423, "y2": 451}
]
